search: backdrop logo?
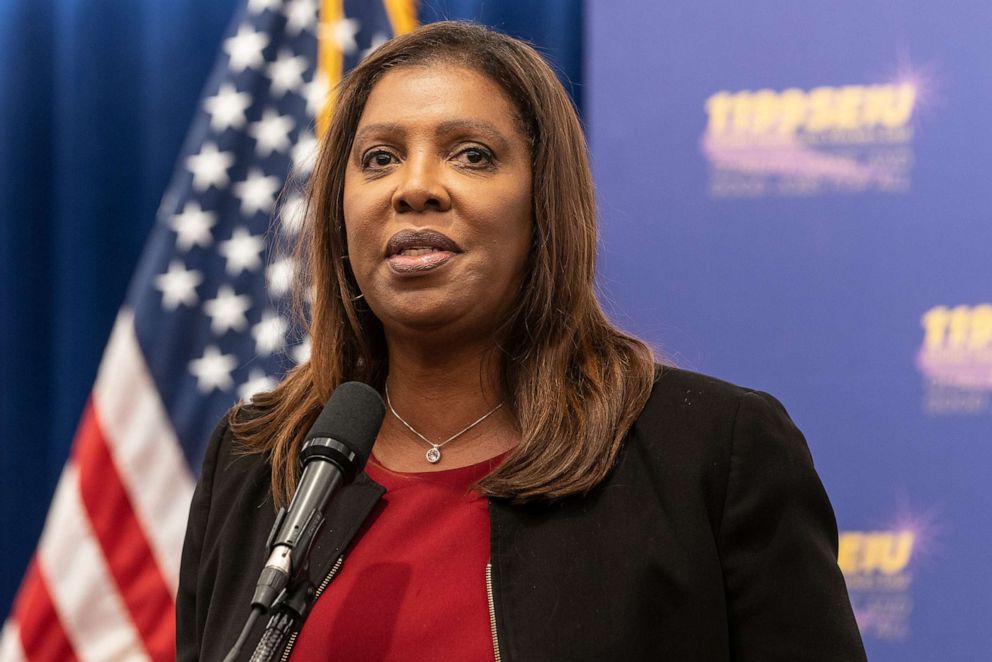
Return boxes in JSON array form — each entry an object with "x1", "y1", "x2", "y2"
[
  {"x1": 917, "y1": 304, "x2": 992, "y2": 414},
  {"x1": 702, "y1": 83, "x2": 916, "y2": 197},
  {"x1": 839, "y1": 529, "x2": 916, "y2": 641}
]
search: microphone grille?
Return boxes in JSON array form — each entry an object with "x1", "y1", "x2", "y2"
[{"x1": 306, "y1": 382, "x2": 385, "y2": 468}]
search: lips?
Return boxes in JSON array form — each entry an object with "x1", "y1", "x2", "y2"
[{"x1": 385, "y1": 229, "x2": 462, "y2": 275}]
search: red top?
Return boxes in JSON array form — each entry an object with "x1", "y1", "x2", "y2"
[{"x1": 288, "y1": 453, "x2": 502, "y2": 661}]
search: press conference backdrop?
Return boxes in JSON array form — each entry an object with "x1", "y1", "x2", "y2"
[
  {"x1": 589, "y1": 1, "x2": 991, "y2": 660},
  {"x1": 0, "y1": 0, "x2": 987, "y2": 660}
]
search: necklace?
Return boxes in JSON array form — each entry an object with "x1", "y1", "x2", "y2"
[{"x1": 384, "y1": 384, "x2": 504, "y2": 464}]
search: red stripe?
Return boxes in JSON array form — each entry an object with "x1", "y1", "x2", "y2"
[
  {"x1": 73, "y1": 400, "x2": 177, "y2": 661},
  {"x1": 11, "y1": 558, "x2": 80, "y2": 662}
]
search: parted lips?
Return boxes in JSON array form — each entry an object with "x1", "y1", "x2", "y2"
[{"x1": 385, "y1": 229, "x2": 462, "y2": 257}]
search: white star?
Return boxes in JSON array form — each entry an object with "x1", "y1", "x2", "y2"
[
  {"x1": 284, "y1": 0, "x2": 318, "y2": 35},
  {"x1": 203, "y1": 285, "x2": 252, "y2": 334},
  {"x1": 239, "y1": 369, "x2": 277, "y2": 402},
  {"x1": 232, "y1": 168, "x2": 281, "y2": 217},
  {"x1": 291, "y1": 132, "x2": 318, "y2": 175},
  {"x1": 224, "y1": 24, "x2": 270, "y2": 73},
  {"x1": 247, "y1": 0, "x2": 281, "y2": 14},
  {"x1": 204, "y1": 83, "x2": 251, "y2": 133},
  {"x1": 292, "y1": 337, "x2": 312, "y2": 364},
  {"x1": 279, "y1": 194, "x2": 307, "y2": 235},
  {"x1": 360, "y1": 32, "x2": 389, "y2": 60},
  {"x1": 186, "y1": 142, "x2": 235, "y2": 191},
  {"x1": 321, "y1": 17, "x2": 360, "y2": 54},
  {"x1": 249, "y1": 109, "x2": 295, "y2": 157},
  {"x1": 189, "y1": 345, "x2": 237, "y2": 393},
  {"x1": 154, "y1": 260, "x2": 202, "y2": 310},
  {"x1": 253, "y1": 311, "x2": 289, "y2": 355},
  {"x1": 170, "y1": 201, "x2": 215, "y2": 251},
  {"x1": 267, "y1": 257, "x2": 296, "y2": 296},
  {"x1": 267, "y1": 50, "x2": 307, "y2": 97},
  {"x1": 219, "y1": 226, "x2": 265, "y2": 275},
  {"x1": 304, "y1": 74, "x2": 330, "y2": 118}
]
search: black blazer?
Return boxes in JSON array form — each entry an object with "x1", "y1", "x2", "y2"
[{"x1": 177, "y1": 367, "x2": 867, "y2": 661}]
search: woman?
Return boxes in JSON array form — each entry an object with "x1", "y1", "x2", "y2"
[{"x1": 177, "y1": 21, "x2": 866, "y2": 661}]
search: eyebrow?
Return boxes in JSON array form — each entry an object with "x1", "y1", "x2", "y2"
[{"x1": 353, "y1": 119, "x2": 513, "y2": 151}]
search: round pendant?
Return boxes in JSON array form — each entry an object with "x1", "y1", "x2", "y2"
[{"x1": 426, "y1": 447, "x2": 442, "y2": 464}]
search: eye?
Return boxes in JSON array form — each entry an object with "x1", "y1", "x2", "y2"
[
  {"x1": 454, "y1": 146, "x2": 495, "y2": 167},
  {"x1": 361, "y1": 148, "x2": 399, "y2": 170}
]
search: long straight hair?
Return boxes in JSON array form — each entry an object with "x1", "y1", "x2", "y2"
[{"x1": 232, "y1": 21, "x2": 656, "y2": 505}]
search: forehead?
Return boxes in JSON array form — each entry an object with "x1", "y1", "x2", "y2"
[{"x1": 355, "y1": 63, "x2": 525, "y2": 141}]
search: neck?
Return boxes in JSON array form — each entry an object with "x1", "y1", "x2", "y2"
[
  {"x1": 384, "y1": 338, "x2": 504, "y2": 428},
  {"x1": 373, "y1": 336, "x2": 518, "y2": 470}
]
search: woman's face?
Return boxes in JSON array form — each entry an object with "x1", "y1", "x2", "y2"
[{"x1": 342, "y1": 63, "x2": 533, "y2": 345}]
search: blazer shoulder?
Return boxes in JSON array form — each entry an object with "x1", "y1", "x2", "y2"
[
  {"x1": 641, "y1": 365, "x2": 759, "y2": 424},
  {"x1": 630, "y1": 366, "x2": 802, "y2": 481},
  {"x1": 652, "y1": 365, "x2": 757, "y2": 397}
]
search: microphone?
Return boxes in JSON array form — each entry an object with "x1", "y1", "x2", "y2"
[{"x1": 251, "y1": 381, "x2": 384, "y2": 612}]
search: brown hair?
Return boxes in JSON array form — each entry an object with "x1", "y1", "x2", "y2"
[{"x1": 233, "y1": 21, "x2": 656, "y2": 504}]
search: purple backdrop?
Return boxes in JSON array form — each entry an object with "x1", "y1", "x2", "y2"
[{"x1": 588, "y1": 2, "x2": 992, "y2": 660}]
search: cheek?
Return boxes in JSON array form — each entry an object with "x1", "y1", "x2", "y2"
[
  {"x1": 342, "y1": 185, "x2": 380, "y2": 267},
  {"x1": 472, "y1": 192, "x2": 532, "y2": 299}
]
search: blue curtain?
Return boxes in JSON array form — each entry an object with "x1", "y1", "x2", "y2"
[
  {"x1": 0, "y1": 0, "x2": 581, "y2": 625},
  {"x1": 420, "y1": 0, "x2": 584, "y2": 108}
]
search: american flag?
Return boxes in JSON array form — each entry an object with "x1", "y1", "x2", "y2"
[{"x1": 0, "y1": 1, "x2": 414, "y2": 659}]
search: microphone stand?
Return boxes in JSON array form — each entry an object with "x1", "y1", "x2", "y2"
[{"x1": 249, "y1": 572, "x2": 318, "y2": 662}]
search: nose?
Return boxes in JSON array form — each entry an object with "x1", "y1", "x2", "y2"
[{"x1": 391, "y1": 152, "x2": 451, "y2": 214}]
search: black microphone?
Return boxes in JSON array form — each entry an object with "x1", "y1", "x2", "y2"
[{"x1": 250, "y1": 381, "x2": 384, "y2": 612}]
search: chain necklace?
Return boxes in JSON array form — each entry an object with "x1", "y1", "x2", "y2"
[{"x1": 384, "y1": 384, "x2": 504, "y2": 464}]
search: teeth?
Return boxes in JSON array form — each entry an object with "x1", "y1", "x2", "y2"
[{"x1": 399, "y1": 247, "x2": 440, "y2": 256}]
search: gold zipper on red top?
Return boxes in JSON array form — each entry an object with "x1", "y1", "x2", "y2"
[
  {"x1": 278, "y1": 555, "x2": 345, "y2": 662},
  {"x1": 486, "y1": 562, "x2": 503, "y2": 662}
]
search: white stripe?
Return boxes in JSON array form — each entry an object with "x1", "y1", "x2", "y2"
[
  {"x1": 0, "y1": 620, "x2": 28, "y2": 662},
  {"x1": 37, "y1": 464, "x2": 150, "y2": 662},
  {"x1": 93, "y1": 310, "x2": 195, "y2": 594}
]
